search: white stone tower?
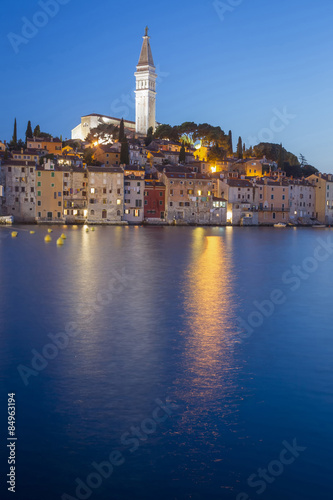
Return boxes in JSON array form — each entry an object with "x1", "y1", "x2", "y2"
[{"x1": 135, "y1": 27, "x2": 157, "y2": 135}]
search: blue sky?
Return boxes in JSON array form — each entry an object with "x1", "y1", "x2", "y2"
[{"x1": 1, "y1": 0, "x2": 332, "y2": 171}]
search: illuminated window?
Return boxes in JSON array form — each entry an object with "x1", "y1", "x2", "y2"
[
  {"x1": 117, "y1": 199, "x2": 121, "y2": 205},
  {"x1": 197, "y1": 190, "x2": 202, "y2": 196},
  {"x1": 91, "y1": 188, "x2": 95, "y2": 194}
]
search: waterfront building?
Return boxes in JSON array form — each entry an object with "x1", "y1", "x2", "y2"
[
  {"x1": 161, "y1": 171, "x2": 213, "y2": 224},
  {"x1": 62, "y1": 166, "x2": 88, "y2": 223},
  {"x1": 307, "y1": 173, "x2": 333, "y2": 224},
  {"x1": 36, "y1": 160, "x2": 64, "y2": 222},
  {"x1": 1, "y1": 159, "x2": 36, "y2": 222},
  {"x1": 287, "y1": 179, "x2": 316, "y2": 222},
  {"x1": 144, "y1": 180, "x2": 166, "y2": 220},
  {"x1": 86, "y1": 166, "x2": 124, "y2": 223},
  {"x1": 123, "y1": 174, "x2": 145, "y2": 223},
  {"x1": 253, "y1": 178, "x2": 289, "y2": 224}
]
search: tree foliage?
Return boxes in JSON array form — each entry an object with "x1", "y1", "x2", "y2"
[
  {"x1": 207, "y1": 143, "x2": 226, "y2": 163},
  {"x1": 25, "y1": 121, "x2": 33, "y2": 144},
  {"x1": 179, "y1": 142, "x2": 186, "y2": 163},
  {"x1": 85, "y1": 123, "x2": 119, "y2": 145},
  {"x1": 237, "y1": 137, "x2": 243, "y2": 159},
  {"x1": 120, "y1": 136, "x2": 129, "y2": 165},
  {"x1": 33, "y1": 125, "x2": 41, "y2": 137}
]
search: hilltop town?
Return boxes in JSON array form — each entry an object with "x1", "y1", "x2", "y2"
[{"x1": 1, "y1": 28, "x2": 332, "y2": 227}]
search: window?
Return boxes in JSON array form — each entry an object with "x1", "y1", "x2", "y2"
[
  {"x1": 31, "y1": 187, "x2": 34, "y2": 192},
  {"x1": 37, "y1": 191, "x2": 41, "y2": 196},
  {"x1": 102, "y1": 210, "x2": 107, "y2": 219},
  {"x1": 117, "y1": 210, "x2": 121, "y2": 216},
  {"x1": 30, "y1": 168, "x2": 34, "y2": 173},
  {"x1": 8, "y1": 167, "x2": 12, "y2": 172},
  {"x1": 197, "y1": 190, "x2": 202, "y2": 196},
  {"x1": 117, "y1": 199, "x2": 121, "y2": 205},
  {"x1": 170, "y1": 189, "x2": 174, "y2": 195},
  {"x1": 38, "y1": 212, "x2": 41, "y2": 217},
  {"x1": 91, "y1": 210, "x2": 95, "y2": 215},
  {"x1": 136, "y1": 200, "x2": 142, "y2": 207},
  {"x1": 58, "y1": 201, "x2": 61, "y2": 207},
  {"x1": 170, "y1": 202, "x2": 173, "y2": 207},
  {"x1": 159, "y1": 192, "x2": 163, "y2": 196},
  {"x1": 51, "y1": 172, "x2": 55, "y2": 177},
  {"x1": 37, "y1": 201, "x2": 41, "y2": 206},
  {"x1": 159, "y1": 200, "x2": 163, "y2": 205},
  {"x1": 271, "y1": 195, "x2": 274, "y2": 200},
  {"x1": 54, "y1": 192, "x2": 57, "y2": 199},
  {"x1": 57, "y1": 212, "x2": 61, "y2": 218},
  {"x1": 180, "y1": 190, "x2": 184, "y2": 195},
  {"x1": 144, "y1": 200, "x2": 148, "y2": 205},
  {"x1": 91, "y1": 188, "x2": 95, "y2": 194},
  {"x1": 103, "y1": 188, "x2": 106, "y2": 194},
  {"x1": 117, "y1": 188, "x2": 121, "y2": 195},
  {"x1": 21, "y1": 167, "x2": 25, "y2": 173},
  {"x1": 51, "y1": 183, "x2": 55, "y2": 188}
]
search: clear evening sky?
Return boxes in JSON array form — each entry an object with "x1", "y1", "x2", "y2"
[{"x1": 1, "y1": 0, "x2": 332, "y2": 172}]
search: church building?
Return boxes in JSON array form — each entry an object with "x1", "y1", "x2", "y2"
[{"x1": 71, "y1": 28, "x2": 157, "y2": 141}]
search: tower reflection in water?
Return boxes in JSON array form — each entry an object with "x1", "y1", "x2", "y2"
[{"x1": 175, "y1": 230, "x2": 240, "y2": 430}]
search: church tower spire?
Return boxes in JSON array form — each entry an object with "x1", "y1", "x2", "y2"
[{"x1": 135, "y1": 27, "x2": 157, "y2": 135}]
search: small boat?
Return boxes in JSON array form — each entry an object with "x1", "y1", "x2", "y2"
[
  {"x1": 312, "y1": 224, "x2": 326, "y2": 228},
  {"x1": 274, "y1": 222, "x2": 287, "y2": 228}
]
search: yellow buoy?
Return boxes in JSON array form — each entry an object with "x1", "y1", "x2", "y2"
[
  {"x1": 48, "y1": 229, "x2": 53, "y2": 233},
  {"x1": 91, "y1": 227, "x2": 95, "y2": 232},
  {"x1": 30, "y1": 231, "x2": 35, "y2": 234},
  {"x1": 57, "y1": 237, "x2": 64, "y2": 246},
  {"x1": 44, "y1": 235, "x2": 52, "y2": 243},
  {"x1": 61, "y1": 233, "x2": 67, "y2": 239},
  {"x1": 11, "y1": 231, "x2": 18, "y2": 238},
  {"x1": 85, "y1": 228, "x2": 89, "y2": 232}
]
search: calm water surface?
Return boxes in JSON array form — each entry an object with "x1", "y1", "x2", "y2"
[{"x1": 0, "y1": 225, "x2": 332, "y2": 500}]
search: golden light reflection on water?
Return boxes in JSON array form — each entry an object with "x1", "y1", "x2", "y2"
[{"x1": 175, "y1": 231, "x2": 239, "y2": 427}]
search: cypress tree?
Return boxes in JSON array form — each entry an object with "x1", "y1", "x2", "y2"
[
  {"x1": 179, "y1": 142, "x2": 186, "y2": 163},
  {"x1": 12, "y1": 118, "x2": 17, "y2": 146},
  {"x1": 228, "y1": 130, "x2": 233, "y2": 155},
  {"x1": 120, "y1": 136, "x2": 129, "y2": 165},
  {"x1": 33, "y1": 125, "x2": 41, "y2": 137},
  {"x1": 25, "y1": 120, "x2": 33, "y2": 145},
  {"x1": 237, "y1": 136, "x2": 243, "y2": 159},
  {"x1": 119, "y1": 118, "x2": 125, "y2": 142}
]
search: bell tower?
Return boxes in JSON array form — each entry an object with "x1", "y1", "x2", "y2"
[{"x1": 134, "y1": 27, "x2": 157, "y2": 135}]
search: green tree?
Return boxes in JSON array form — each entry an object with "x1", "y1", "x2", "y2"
[
  {"x1": 118, "y1": 118, "x2": 125, "y2": 142},
  {"x1": 25, "y1": 120, "x2": 33, "y2": 145},
  {"x1": 120, "y1": 136, "x2": 129, "y2": 165},
  {"x1": 207, "y1": 143, "x2": 226, "y2": 163},
  {"x1": 145, "y1": 126, "x2": 154, "y2": 146},
  {"x1": 299, "y1": 154, "x2": 307, "y2": 167},
  {"x1": 237, "y1": 136, "x2": 243, "y2": 159},
  {"x1": 179, "y1": 142, "x2": 186, "y2": 163},
  {"x1": 12, "y1": 118, "x2": 17, "y2": 146},
  {"x1": 228, "y1": 130, "x2": 233, "y2": 155},
  {"x1": 33, "y1": 125, "x2": 41, "y2": 137},
  {"x1": 154, "y1": 124, "x2": 180, "y2": 142}
]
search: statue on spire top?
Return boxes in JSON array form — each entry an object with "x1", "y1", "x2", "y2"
[{"x1": 145, "y1": 26, "x2": 149, "y2": 37}]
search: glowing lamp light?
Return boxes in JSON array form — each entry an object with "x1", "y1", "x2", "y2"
[{"x1": 211, "y1": 166, "x2": 217, "y2": 173}]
